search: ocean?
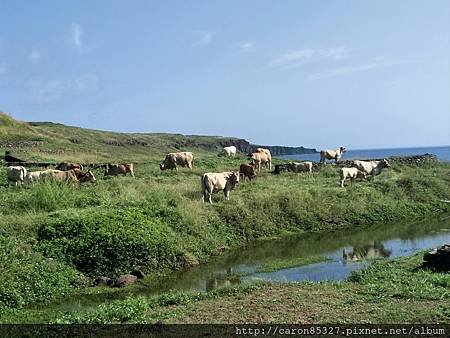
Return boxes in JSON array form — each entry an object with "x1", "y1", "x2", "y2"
[{"x1": 280, "y1": 145, "x2": 450, "y2": 163}]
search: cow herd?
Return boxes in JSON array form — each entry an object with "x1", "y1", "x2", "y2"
[{"x1": 4, "y1": 145, "x2": 391, "y2": 204}]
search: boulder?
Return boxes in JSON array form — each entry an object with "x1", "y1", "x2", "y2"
[
  {"x1": 130, "y1": 270, "x2": 145, "y2": 279},
  {"x1": 423, "y1": 243, "x2": 450, "y2": 271},
  {"x1": 114, "y1": 274, "x2": 138, "y2": 287},
  {"x1": 94, "y1": 276, "x2": 111, "y2": 286}
]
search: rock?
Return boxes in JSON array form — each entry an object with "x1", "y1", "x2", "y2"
[
  {"x1": 423, "y1": 243, "x2": 450, "y2": 271},
  {"x1": 114, "y1": 274, "x2": 138, "y2": 287},
  {"x1": 94, "y1": 276, "x2": 111, "y2": 286},
  {"x1": 130, "y1": 270, "x2": 145, "y2": 279},
  {"x1": 177, "y1": 253, "x2": 200, "y2": 268}
]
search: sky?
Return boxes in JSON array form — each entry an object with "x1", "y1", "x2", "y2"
[{"x1": 0, "y1": 0, "x2": 449, "y2": 149}]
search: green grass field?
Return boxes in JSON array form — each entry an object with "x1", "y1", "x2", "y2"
[{"x1": 1, "y1": 112, "x2": 449, "y2": 322}]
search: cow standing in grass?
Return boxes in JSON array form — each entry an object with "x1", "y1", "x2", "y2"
[
  {"x1": 160, "y1": 152, "x2": 194, "y2": 171},
  {"x1": 339, "y1": 167, "x2": 367, "y2": 187},
  {"x1": 239, "y1": 163, "x2": 257, "y2": 181},
  {"x1": 104, "y1": 163, "x2": 135, "y2": 177},
  {"x1": 55, "y1": 162, "x2": 84, "y2": 171},
  {"x1": 320, "y1": 147, "x2": 346, "y2": 163},
  {"x1": 248, "y1": 149, "x2": 272, "y2": 172},
  {"x1": 218, "y1": 146, "x2": 237, "y2": 157},
  {"x1": 201, "y1": 171, "x2": 240, "y2": 204},
  {"x1": 6, "y1": 166, "x2": 27, "y2": 186},
  {"x1": 352, "y1": 159, "x2": 390, "y2": 180}
]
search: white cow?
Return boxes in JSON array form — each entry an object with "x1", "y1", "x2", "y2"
[
  {"x1": 292, "y1": 161, "x2": 313, "y2": 174},
  {"x1": 339, "y1": 167, "x2": 367, "y2": 187},
  {"x1": 201, "y1": 171, "x2": 240, "y2": 204},
  {"x1": 320, "y1": 147, "x2": 346, "y2": 163},
  {"x1": 6, "y1": 166, "x2": 27, "y2": 186},
  {"x1": 219, "y1": 146, "x2": 237, "y2": 157},
  {"x1": 352, "y1": 159, "x2": 390, "y2": 179}
]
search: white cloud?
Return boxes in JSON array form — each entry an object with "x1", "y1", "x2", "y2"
[
  {"x1": 308, "y1": 58, "x2": 415, "y2": 81},
  {"x1": 28, "y1": 48, "x2": 46, "y2": 63},
  {"x1": 29, "y1": 74, "x2": 98, "y2": 104},
  {"x1": 240, "y1": 42, "x2": 255, "y2": 52},
  {"x1": 269, "y1": 46, "x2": 348, "y2": 69},
  {"x1": 193, "y1": 31, "x2": 214, "y2": 45},
  {"x1": 71, "y1": 23, "x2": 83, "y2": 49}
]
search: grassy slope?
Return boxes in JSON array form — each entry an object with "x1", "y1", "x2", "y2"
[{"x1": 0, "y1": 112, "x2": 240, "y2": 163}]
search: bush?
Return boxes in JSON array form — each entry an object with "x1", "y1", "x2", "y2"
[
  {"x1": 0, "y1": 234, "x2": 80, "y2": 312},
  {"x1": 38, "y1": 207, "x2": 183, "y2": 277}
]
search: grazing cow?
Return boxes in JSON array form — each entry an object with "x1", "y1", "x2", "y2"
[
  {"x1": 352, "y1": 159, "x2": 390, "y2": 179},
  {"x1": 201, "y1": 171, "x2": 240, "y2": 204},
  {"x1": 104, "y1": 163, "x2": 135, "y2": 177},
  {"x1": 73, "y1": 169, "x2": 97, "y2": 183},
  {"x1": 55, "y1": 162, "x2": 83, "y2": 171},
  {"x1": 272, "y1": 162, "x2": 313, "y2": 175},
  {"x1": 26, "y1": 169, "x2": 79, "y2": 185},
  {"x1": 291, "y1": 161, "x2": 313, "y2": 174},
  {"x1": 6, "y1": 166, "x2": 27, "y2": 186},
  {"x1": 159, "y1": 152, "x2": 194, "y2": 171},
  {"x1": 248, "y1": 151, "x2": 271, "y2": 172},
  {"x1": 320, "y1": 147, "x2": 347, "y2": 163},
  {"x1": 256, "y1": 148, "x2": 272, "y2": 170},
  {"x1": 339, "y1": 167, "x2": 367, "y2": 187},
  {"x1": 239, "y1": 163, "x2": 257, "y2": 181},
  {"x1": 25, "y1": 170, "x2": 46, "y2": 185},
  {"x1": 218, "y1": 146, "x2": 237, "y2": 157}
]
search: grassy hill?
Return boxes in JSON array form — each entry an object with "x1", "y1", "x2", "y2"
[{"x1": 0, "y1": 112, "x2": 315, "y2": 163}]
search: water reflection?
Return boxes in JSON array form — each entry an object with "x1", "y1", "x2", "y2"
[
  {"x1": 205, "y1": 267, "x2": 241, "y2": 291},
  {"x1": 342, "y1": 241, "x2": 391, "y2": 263}
]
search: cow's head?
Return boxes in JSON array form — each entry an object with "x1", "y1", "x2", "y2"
[
  {"x1": 159, "y1": 163, "x2": 165, "y2": 171},
  {"x1": 340, "y1": 146, "x2": 347, "y2": 153},
  {"x1": 84, "y1": 170, "x2": 97, "y2": 183},
  {"x1": 230, "y1": 171, "x2": 240, "y2": 184},
  {"x1": 78, "y1": 170, "x2": 97, "y2": 183},
  {"x1": 381, "y1": 159, "x2": 390, "y2": 168}
]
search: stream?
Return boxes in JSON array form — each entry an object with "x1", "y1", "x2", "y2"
[{"x1": 28, "y1": 213, "x2": 450, "y2": 315}]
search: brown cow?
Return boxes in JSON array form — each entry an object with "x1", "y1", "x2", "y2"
[
  {"x1": 55, "y1": 162, "x2": 84, "y2": 171},
  {"x1": 239, "y1": 163, "x2": 257, "y2": 181},
  {"x1": 104, "y1": 163, "x2": 135, "y2": 177}
]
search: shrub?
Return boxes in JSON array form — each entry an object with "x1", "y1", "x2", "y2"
[
  {"x1": 0, "y1": 234, "x2": 80, "y2": 312},
  {"x1": 38, "y1": 207, "x2": 182, "y2": 277}
]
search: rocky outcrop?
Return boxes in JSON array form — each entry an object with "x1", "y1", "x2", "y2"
[
  {"x1": 423, "y1": 243, "x2": 450, "y2": 271},
  {"x1": 220, "y1": 138, "x2": 317, "y2": 156},
  {"x1": 338, "y1": 154, "x2": 438, "y2": 168}
]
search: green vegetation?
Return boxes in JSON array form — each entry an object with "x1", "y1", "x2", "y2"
[
  {"x1": 256, "y1": 255, "x2": 329, "y2": 273},
  {"x1": 0, "y1": 113, "x2": 449, "y2": 322},
  {"x1": 6, "y1": 254, "x2": 448, "y2": 324}
]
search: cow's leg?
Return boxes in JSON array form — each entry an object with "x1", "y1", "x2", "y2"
[
  {"x1": 340, "y1": 179, "x2": 344, "y2": 188},
  {"x1": 208, "y1": 193, "x2": 213, "y2": 205},
  {"x1": 224, "y1": 190, "x2": 230, "y2": 201}
]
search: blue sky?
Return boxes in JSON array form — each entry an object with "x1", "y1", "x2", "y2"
[{"x1": 0, "y1": 0, "x2": 449, "y2": 149}]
